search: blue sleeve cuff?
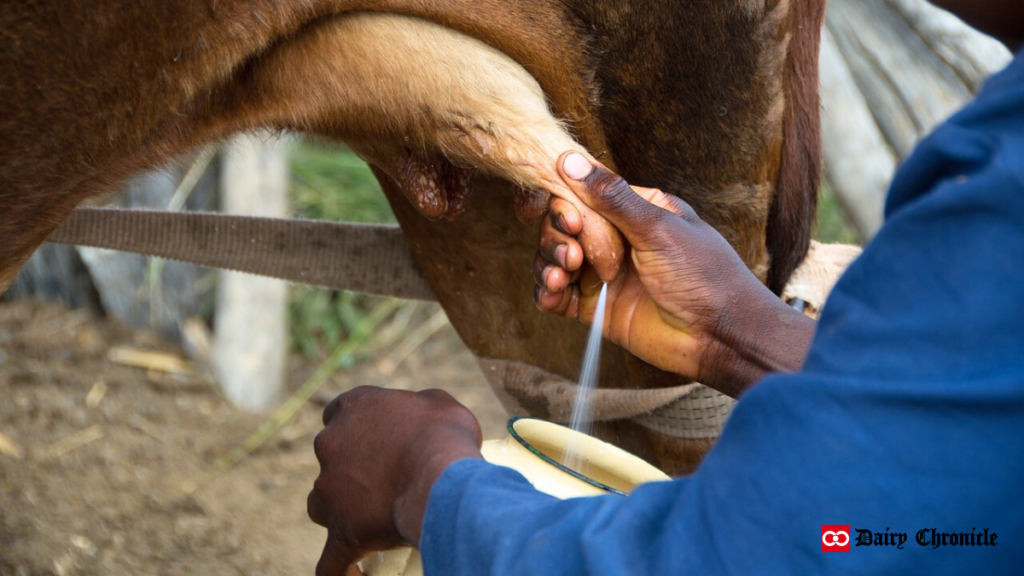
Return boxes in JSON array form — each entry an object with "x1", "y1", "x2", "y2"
[{"x1": 419, "y1": 458, "x2": 554, "y2": 574}]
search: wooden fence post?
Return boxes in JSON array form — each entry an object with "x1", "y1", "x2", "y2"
[
  {"x1": 214, "y1": 134, "x2": 289, "y2": 411},
  {"x1": 819, "y1": 27, "x2": 896, "y2": 239}
]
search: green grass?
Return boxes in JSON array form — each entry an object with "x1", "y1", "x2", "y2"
[
  {"x1": 289, "y1": 140, "x2": 395, "y2": 224},
  {"x1": 287, "y1": 140, "x2": 404, "y2": 359}
]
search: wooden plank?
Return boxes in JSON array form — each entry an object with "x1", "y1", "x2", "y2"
[
  {"x1": 819, "y1": 28, "x2": 896, "y2": 239},
  {"x1": 107, "y1": 346, "x2": 195, "y2": 375},
  {"x1": 821, "y1": 0, "x2": 1006, "y2": 238},
  {"x1": 0, "y1": 430, "x2": 23, "y2": 460},
  {"x1": 884, "y1": 0, "x2": 1011, "y2": 92},
  {"x1": 826, "y1": 0, "x2": 972, "y2": 157}
]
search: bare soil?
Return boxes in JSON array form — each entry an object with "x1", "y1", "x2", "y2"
[{"x1": 0, "y1": 300, "x2": 506, "y2": 576}]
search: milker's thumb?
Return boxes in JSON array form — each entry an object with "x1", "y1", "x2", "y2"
[{"x1": 558, "y1": 152, "x2": 678, "y2": 252}]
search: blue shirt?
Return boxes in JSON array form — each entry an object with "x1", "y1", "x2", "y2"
[{"x1": 420, "y1": 53, "x2": 1024, "y2": 575}]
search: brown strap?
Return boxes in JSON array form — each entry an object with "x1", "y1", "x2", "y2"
[{"x1": 47, "y1": 207, "x2": 437, "y2": 301}]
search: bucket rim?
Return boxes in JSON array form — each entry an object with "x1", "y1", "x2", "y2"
[{"x1": 506, "y1": 416, "x2": 628, "y2": 497}]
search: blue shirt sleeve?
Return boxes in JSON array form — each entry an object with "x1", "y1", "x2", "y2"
[{"x1": 420, "y1": 53, "x2": 1024, "y2": 576}]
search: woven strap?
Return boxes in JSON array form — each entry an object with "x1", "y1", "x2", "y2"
[
  {"x1": 475, "y1": 357, "x2": 732, "y2": 439},
  {"x1": 47, "y1": 207, "x2": 435, "y2": 301},
  {"x1": 782, "y1": 240, "x2": 862, "y2": 318},
  {"x1": 48, "y1": 208, "x2": 860, "y2": 440}
]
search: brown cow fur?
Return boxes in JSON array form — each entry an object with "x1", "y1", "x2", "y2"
[
  {"x1": 0, "y1": 1, "x2": 825, "y2": 472},
  {"x1": 0, "y1": 0, "x2": 612, "y2": 290}
]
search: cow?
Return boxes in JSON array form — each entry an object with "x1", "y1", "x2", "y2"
[{"x1": 0, "y1": 0, "x2": 824, "y2": 474}]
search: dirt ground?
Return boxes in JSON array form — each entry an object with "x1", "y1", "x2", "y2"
[{"x1": 0, "y1": 300, "x2": 507, "y2": 576}]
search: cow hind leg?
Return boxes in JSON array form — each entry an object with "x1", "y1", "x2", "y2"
[{"x1": 230, "y1": 12, "x2": 625, "y2": 276}]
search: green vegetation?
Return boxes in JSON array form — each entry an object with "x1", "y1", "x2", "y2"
[
  {"x1": 288, "y1": 140, "x2": 405, "y2": 359},
  {"x1": 814, "y1": 179, "x2": 863, "y2": 246},
  {"x1": 289, "y1": 140, "x2": 394, "y2": 224}
]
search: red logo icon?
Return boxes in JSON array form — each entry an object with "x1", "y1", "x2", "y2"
[{"x1": 822, "y1": 525, "x2": 851, "y2": 552}]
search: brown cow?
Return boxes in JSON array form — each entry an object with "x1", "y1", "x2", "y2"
[{"x1": 0, "y1": 0, "x2": 824, "y2": 474}]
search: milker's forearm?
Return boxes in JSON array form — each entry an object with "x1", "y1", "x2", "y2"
[{"x1": 700, "y1": 293, "x2": 816, "y2": 397}]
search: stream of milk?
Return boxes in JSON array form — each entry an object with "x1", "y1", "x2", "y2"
[{"x1": 563, "y1": 282, "x2": 608, "y2": 474}]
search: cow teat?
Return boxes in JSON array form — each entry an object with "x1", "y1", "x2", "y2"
[{"x1": 354, "y1": 148, "x2": 474, "y2": 221}]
